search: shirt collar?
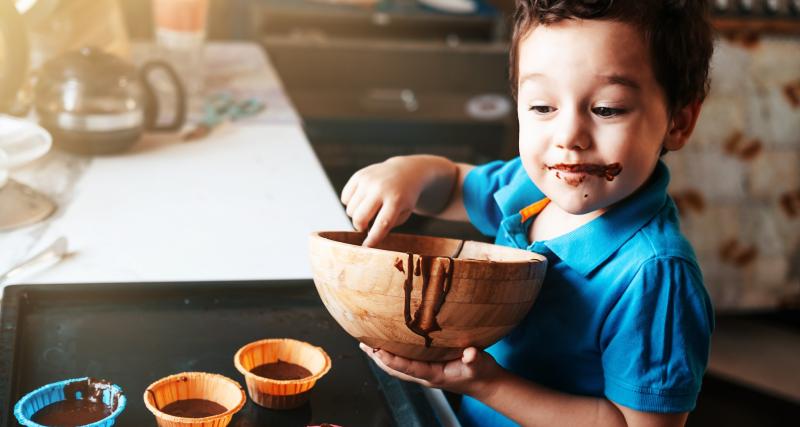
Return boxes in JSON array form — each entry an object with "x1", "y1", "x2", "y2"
[
  {"x1": 493, "y1": 162, "x2": 546, "y2": 217},
  {"x1": 543, "y1": 161, "x2": 671, "y2": 276}
]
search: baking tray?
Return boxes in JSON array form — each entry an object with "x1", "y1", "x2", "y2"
[{"x1": 0, "y1": 280, "x2": 442, "y2": 426}]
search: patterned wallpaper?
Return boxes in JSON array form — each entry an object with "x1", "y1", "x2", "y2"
[{"x1": 665, "y1": 36, "x2": 800, "y2": 311}]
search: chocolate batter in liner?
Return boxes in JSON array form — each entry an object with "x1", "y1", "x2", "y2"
[{"x1": 31, "y1": 378, "x2": 119, "y2": 427}]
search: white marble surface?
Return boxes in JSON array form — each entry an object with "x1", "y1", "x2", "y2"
[{"x1": 0, "y1": 42, "x2": 351, "y2": 291}]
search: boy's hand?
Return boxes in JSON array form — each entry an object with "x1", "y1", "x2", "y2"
[
  {"x1": 341, "y1": 158, "x2": 420, "y2": 247},
  {"x1": 341, "y1": 156, "x2": 457, "y2": 247},
  {"x1": 360, "y1": 343, "x2": 502, "y2": 399}
]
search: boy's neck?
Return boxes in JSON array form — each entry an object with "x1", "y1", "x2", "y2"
[{"x1": 528, "y1": 202, "x2": 607, "y2": 243}]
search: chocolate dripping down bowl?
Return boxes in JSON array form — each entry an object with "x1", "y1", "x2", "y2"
[{"x1": 309, "y1": 231, "x2": 547, "y2": 362}]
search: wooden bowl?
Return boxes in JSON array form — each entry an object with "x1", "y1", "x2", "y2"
[{"x1": 309, "y1": 231, "x2": 547, "y2": 361}]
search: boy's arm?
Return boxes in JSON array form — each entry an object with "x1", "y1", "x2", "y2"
[
  {"x1": 482, "y1": 368, "x2": 688, "y2": 427},
  {"x1": 363, "y1": 345, "x2": 688, "y2": 427},
  {"x1": 415, "y1": 160, "x2": 474, "y2": 221}
]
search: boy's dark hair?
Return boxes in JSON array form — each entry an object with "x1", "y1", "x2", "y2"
[{"x1": 510, "y1": 0, "x2": 714, "y2": 115}]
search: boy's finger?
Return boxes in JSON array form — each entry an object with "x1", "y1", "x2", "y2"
[
  {"x1": 345, "y1": 188, "x2": 366, "y2": 218},
  {"x1": 462, "y1": 347, "x2": 479, "y2": 364},
  {"x1": 363, "y1": 205, "x2": 398, "y2": 247},
  {"x1": 352, "y1": 198, "x2": 382, "y2": 233},
  {"x1": 340, "y1": 174, "x2": 359, "y2": 205},
  {"x1": 373, "y1": 355, "x2": 433, "y2": 387}
]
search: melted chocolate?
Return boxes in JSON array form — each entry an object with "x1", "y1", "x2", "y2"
[
  {"x1": 160, "y1": 399, "x2": 227, "y2": 418},
  {"x1": 32, "y1": 400, "x2": 113, "y2": 426},
  {"x1": 31, "y1": 378, "x2": 117, "y2": 427},
  {"x1": 546, "y1": 162, "x2": 622, "y2": 182},
  {"x1": 251, "y1": 360, "x2": 312, "y2": 380},
  {"x1": 402, "y1": 252, "x2": 456, "y2": 348}
]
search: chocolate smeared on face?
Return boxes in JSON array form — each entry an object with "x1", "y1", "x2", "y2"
[
  {"x1": 31, "y1": 378, "x2": 118, "y2": 427},
  {"x1": 394, "y1": 258, "x2": 405, "y2": 273},
  {"x1": 402, "y1": 252, "x2": 456, "y2": 348},
  {"x1": 546, "y1": 162, "x2": 622, "y2": 182},
  {"x1": 160, "y1": 399, "x2": 227, "y2": 418}
]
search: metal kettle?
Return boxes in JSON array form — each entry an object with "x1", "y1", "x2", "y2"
[
  {"x1": 0, "y1": 0, "x2": 29, "y2": 113},
  {"x1": 34, "y1": 47, "x2": 186, "y2": 155}
]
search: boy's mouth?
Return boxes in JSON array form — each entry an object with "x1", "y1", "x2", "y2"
[{"x1": 546, "y1": 162, "x2": 622, "y2": 182}]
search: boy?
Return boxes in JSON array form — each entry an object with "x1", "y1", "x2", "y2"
[{"x1": 340, "y1": 1, "x2": 715, "y2": 425}]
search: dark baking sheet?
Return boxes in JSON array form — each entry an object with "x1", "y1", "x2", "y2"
[{"x1": 0, "y1": 280, "x2": 442, "y2": 427}]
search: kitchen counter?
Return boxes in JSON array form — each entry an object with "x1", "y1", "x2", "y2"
[
  {"x1": 0, "y1": 42, "x2": 350, "y2": 287},
  {"x1": 0, "y1": 41, "x2": 462, "y2": 426}
]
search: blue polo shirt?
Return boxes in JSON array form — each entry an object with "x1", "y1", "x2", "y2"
[{"x1": 458, "y1": 158, "x2": 714, "y2": 426}]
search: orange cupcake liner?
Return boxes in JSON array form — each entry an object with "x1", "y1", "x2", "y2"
[
  {"x1": 143, "y1": 372, "x2": 246, "y2": 427},
  {"x1": 234, "y1": 338, "x2": 331, "y2": 409}
]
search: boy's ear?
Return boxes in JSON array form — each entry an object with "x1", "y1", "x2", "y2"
[{"x1": 663, "y1": 101, "x2": 703, "y2": 152}]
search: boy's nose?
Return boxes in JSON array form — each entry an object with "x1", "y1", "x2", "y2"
[{"x1": 554, "y1": 111, "x2": 592, "y2": 151}]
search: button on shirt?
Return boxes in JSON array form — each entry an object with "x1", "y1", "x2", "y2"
[{"x1": 459, "y1": 158, "x2": 714, "y2": 426}]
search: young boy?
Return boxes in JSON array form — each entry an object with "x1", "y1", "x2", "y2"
[{"x1": 340, "y1": 1, "x2": 715, "y2": 425}]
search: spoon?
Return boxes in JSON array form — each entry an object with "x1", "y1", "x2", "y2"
[{"x1": 0, "y1": 236, "x2": 68, "y2": 285}]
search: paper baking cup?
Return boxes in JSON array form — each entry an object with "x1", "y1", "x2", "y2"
[
  {"x1": 143, "y1": 372, "x2": 246, "y2": 427},
  {"x1": 14, "y1": 377, "x2": 126, "y2": 427},
  {"x1": 234, "y1": 338, "x2": 331, "y2": 409}
]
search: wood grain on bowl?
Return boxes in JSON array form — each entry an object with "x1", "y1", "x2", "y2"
[{"x1": 309, "y1": 231, "x2": 547, "y2": 361}]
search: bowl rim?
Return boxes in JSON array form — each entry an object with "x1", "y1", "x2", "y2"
[
  {"x1": 142, "y1": 371, "x2": 246, "y2": 423},
  {"x1": 310, "y1": 230, "x2": 548, "y2": 265},
  {"x1": 13, "y1": 376, "x2": 127, "y2": 427},
  {"x1": 233, "y1": 338, "x2": 332, "y2": 386}
]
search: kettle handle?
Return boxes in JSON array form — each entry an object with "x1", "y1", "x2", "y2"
[
  {"x1": 0, "y1": 1, "x2": 29, "y2": 112},
  {"x1": 140, "y1": 60, "x2": 186, "y2": 132}
]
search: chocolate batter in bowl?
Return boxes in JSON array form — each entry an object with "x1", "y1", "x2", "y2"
[{"x1": 13, "y1": 377, "x2": 126, "y2": 427}]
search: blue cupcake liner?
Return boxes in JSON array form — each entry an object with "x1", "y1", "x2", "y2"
[{"x1": 14, "y1": 377, "x2": 127, "y2": 427}]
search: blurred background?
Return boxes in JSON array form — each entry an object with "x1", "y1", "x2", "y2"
[{"x1": 1, "y1": 0, "x2": 799, "y2": 425}]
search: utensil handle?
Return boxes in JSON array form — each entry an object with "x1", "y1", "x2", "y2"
[
  {"x1": 0, "y1": 237, "x2": 68, "y2": 284},
  {"x1": 140, "y1": 60, "x2": 187, "y2": 132}
]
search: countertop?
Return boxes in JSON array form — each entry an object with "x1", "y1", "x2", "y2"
[{"x1": 0, "y1": 42, "x2": 351, "y2": 288}]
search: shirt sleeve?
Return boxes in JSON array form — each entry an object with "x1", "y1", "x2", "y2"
[
  {"x1": 462, "y1": 158, "x2": 524, "y2": 236},
  {"x1": 600, "y1": 256, "x2": 714, "y2": 413}
]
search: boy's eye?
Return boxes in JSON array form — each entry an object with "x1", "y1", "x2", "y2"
[
  {"x1": 592, "y1": 106, "x2": 626, "y2": 117},
  {"x1": 528, "y1": 105, "x2": 555, "y2": 114}
]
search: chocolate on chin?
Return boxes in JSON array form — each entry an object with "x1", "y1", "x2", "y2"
[
  {"x1": 250, "y1": 360, "x2": 312, "y2": 380},
  {"x1": 160, "y1": 399, "x2": 228, "y2": 418}
]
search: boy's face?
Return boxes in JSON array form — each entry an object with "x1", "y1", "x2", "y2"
[{"x1": 516, "y1": 19, "x2": 670, "y2": 215}]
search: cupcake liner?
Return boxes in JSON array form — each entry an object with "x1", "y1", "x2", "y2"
[
  {"x1": 143, "y1": 372, "x2": 246, "y2": 427},
  {"x1": 14, "y1": 377, "x2": 126, "y2": 427},
  {"x1": 234, "y1": 338, "x2": 331, "y2": 409}
]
